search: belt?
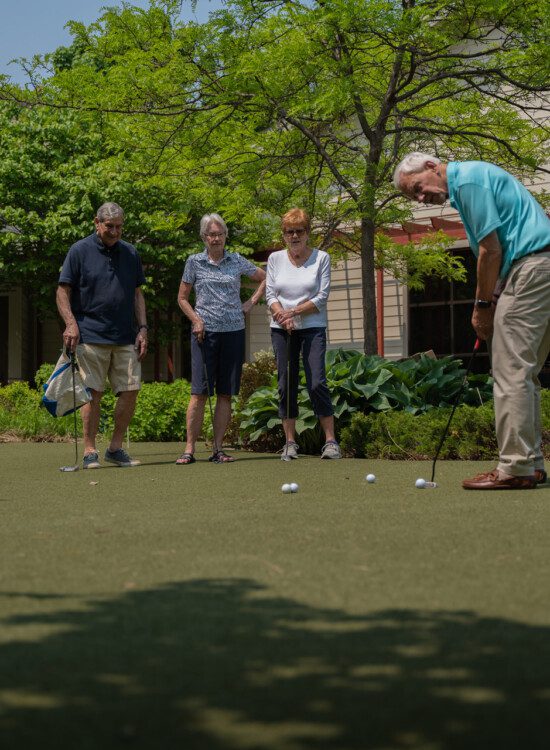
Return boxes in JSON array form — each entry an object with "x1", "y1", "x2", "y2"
[{"x1": 530, "y1": 244, "x2": 550, "y2": 256}]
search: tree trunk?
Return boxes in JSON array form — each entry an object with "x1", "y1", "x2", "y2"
[{"x1": 360, "y1": 217, "x2": 378, "y2": 355}]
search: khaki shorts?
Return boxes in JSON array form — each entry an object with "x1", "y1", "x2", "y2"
[{"x1": 76, "y1": 343, "x2": 141, "y2": 395}]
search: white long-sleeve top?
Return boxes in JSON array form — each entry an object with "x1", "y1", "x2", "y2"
[{"x1": 266, "y1": 248, "x2": 331, "y2": 329}]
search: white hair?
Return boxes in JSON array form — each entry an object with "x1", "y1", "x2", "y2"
[
  {"x1": 393, "y1": 153, "x2": 441, "y2": 189},
  {"x1": 200, "y1": 213, "x2": 228, "y2": 239},
  {"x1": 96, "y1": 202, "x2": 124, "y2": 221}
]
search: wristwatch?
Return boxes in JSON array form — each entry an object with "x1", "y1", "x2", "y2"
[
  {"x1": 139, "y1": 325, "x2": 149, "y2": 331},
  {"x1": 474, "y1": 299, "x2": 492, "y2": 309}
]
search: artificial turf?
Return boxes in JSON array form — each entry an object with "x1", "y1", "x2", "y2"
[{"x1": 1, "y1": 441, "x2": 549, "y2": 749}]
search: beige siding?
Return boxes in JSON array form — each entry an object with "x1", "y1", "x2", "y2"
[
  {"x1": 327, "y1": 257, "x2": 407, "y2": 358},
  {"x1": 247, "y1": 304, "x2": 272, "y2": 359}
]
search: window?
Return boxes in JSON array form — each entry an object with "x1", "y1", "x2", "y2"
[{"x1": 408, "y1": 249, "x2": 490, "y2": 373}]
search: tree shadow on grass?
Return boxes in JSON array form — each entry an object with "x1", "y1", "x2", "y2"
[{"x1": 1, "y1": 580, "x2": 549, "y2": 749}]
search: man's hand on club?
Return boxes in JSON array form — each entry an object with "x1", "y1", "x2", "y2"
[
  {"x1": 63, "y1": 322, "x2": 80, "y2": 353},
  {"x1": 472, "y1": 307, "x2": 494, "y2": 340}
]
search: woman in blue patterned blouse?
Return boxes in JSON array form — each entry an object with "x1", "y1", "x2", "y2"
[{"x1": 177, "y1": 214, "x2": 266, "y2": 464}]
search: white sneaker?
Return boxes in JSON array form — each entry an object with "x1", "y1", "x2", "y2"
[
  {"x1": 321, "y1": 441, "x2": 341, "y2": 459},
  {"x1": 281, "y1": 441, "x2": 299, "y2": 460}
]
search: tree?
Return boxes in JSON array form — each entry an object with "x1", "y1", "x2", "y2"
[
  {"x1": 3, "y1": 0, "x2": 549, "y2": 352},
  {"x1": 0, "y1": 98, "x2": 212, "y2": 339}
]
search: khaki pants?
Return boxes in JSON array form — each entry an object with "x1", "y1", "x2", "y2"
[{"x1": 492, "y1": 251, "x2": 550, "y2": 476}]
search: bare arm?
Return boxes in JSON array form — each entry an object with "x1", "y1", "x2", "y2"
[
  {"x1": 56, "y1": 283, "x2": 80, "y2": 352},
  {"x1": 242, "y1": 267, "x2": 267, "y2": 314},
  {"x1": 177, "y1": 281, "x2": 205, "y2": 342},
  {"x1": 134, "y1": 288, "x2": 148, "y2": 361},
  {"x1": 472, "y1": 230, "x2": 502, "y2": 340}
]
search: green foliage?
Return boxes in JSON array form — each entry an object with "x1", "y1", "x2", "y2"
[
  {"x1": 239, "y1": 348, "x2": 493, "y2": 454},
  {"x1": 340, "y1": 404, "x2": 498, "y2": 460},
  {"x1": 2, "y1": 0, "x2": 549, "y2": 353},
  {"x1": 226, "y1": 350, "x2": 279, "y2": 447},
  {"x1": 34, "y1": 362, "x2": 56, "y2": 390},
  {"x1": 0, "y1": 99, "x2": 221, "y2": 336},
  {"x1": 98, "y1": 380, "x2": 196, "y2": 442},
  {"x1": 341, "y1": 391, "x2": 550, "y2": 461},
  {"x1": 0, "y1": 373, "x2": 202, "y2": 443},
  {"x1": 0, "y1": 381, "x2": 74, "y2": 441}
]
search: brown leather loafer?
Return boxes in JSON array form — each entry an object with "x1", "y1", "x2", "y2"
[
  {"x1": 535, "y1": 469, "x2": 547, "y2": 485},
  {"x1": 462, "y1": 470, "x2": 537, "y2": 490}
]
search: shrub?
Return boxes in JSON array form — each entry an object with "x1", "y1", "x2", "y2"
[
  {"x1": 239, "y1": 348, "x2": 493, "y2": 454},
  {"x1": 0, "y1": 370, "x2": 200, "y2": 443},
  {"x1": 98, "y1": 379, "x2": 196, "y2": 442},
  {"x1": 0, "y1": 380, "x2": 74, "y2": 441},
  {"x1": 341, "y1": 394, "x2": 550, "y2": 460},
  {"x1": 34, "y1": 362, "x2": 56, "y2": 390},
  {"x1": 226, "y1": 350, "x2": 281, "y2": 448}
]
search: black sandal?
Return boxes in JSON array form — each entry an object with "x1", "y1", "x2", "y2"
[
  {"x1": 175, "y1": 452, "x2": 195, "y2": 465},
  {"x1": 208, "y1": 450, "x2": 235, "y2": 463}
]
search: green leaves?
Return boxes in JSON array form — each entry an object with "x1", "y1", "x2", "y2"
[{"x1": 239, "y1": 347, "x2": 493, "y2": 454}]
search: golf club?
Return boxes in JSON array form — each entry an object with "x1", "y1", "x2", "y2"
[
  {"x1": 200, "y1": 340, "x2": 216, "y2": 454},
  {"x1": 60, "y1": 349, "x2": 80, "y2": 472},
  {"x1": 281, "y1": 331, "x2": 292, "y2": 461},
  {"x1": 430, "y1": 338, "x2": 481, "y2": 483}
]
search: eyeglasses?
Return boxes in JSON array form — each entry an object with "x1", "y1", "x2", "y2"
[
  {"x1": 206, "y1": 232, "x2": 226, "y2": 239},
  {"x1": 283, "y1": 228, "x2": 307, "y2": 237}
]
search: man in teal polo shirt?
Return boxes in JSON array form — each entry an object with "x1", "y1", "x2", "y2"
[{"x1": 394, "y1": 153, "x2": 550, "y2": 490}]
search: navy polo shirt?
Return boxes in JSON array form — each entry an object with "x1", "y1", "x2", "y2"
[{"x1": 59, "y1": 232, "x2": 146, "y2": 345}]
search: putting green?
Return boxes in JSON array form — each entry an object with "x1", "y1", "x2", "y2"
[{"x1": 1, "y1": 442, "x2": 549, "y2": 749}]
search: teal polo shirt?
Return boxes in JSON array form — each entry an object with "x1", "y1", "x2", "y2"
[{"x1": 447, "y1": 161, "x2": 550, "y2": 278}]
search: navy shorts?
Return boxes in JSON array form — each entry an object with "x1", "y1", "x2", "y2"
[{"x1": 190, "y1": 329, "x2": 245, "y2": 396}]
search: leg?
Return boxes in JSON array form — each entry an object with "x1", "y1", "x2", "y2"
[
  {"x1": 75, "y1": 344, "x2": 111, "y2": 457},
  {"x1": 319, "y1": 414, "x2": 336, "y2": 443},
  {"x1": 213, "y1": 394, "x2": 232, "y2": 451},
  {"x1": 532, "y1": 325, "x2": 550, "y2": 473},
  {"x1": 81, "y1": 388, "x2": 102, "y2": 455},
  {"x1": 302, "y1": 329, "x2": 334, "y2": 425},
  {"x1": 184, "y1": 395, "x2": 207, "y2": 454},
  {"x1": 302, "y1": 328, "x2": 340, "y2": 458},
  {"x1": 109, "y1": 390, "x2": 139, "y2": 451},
  {"x1": 282, "y1": 418, "x2": 297, "y2": 445},
  {"x1": 271, "y1": 328, "x2": 300, "y2": 445},
  {"x1": 494, "y1": 255, "x2": 550, "y2": 477},
  {"x1": 107, "y1": 344, "x2": 142, "y2": 452}
]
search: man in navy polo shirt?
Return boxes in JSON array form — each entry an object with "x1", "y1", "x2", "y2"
[
  {"x1": 395, "y1": 153, "x2": 550, "y2": 490},
  {"x1": 56, "y1": 202, "x2": 148, "y2": 468}
]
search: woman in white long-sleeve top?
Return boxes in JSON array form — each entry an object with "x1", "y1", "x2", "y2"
[{"x1": 266, "y1": 208, "x2": 341, "y2": 460}]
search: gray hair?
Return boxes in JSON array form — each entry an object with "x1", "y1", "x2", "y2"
[
  {"x1": 200, "y1": 213, "x2": 228, "y2": 240},
  {"x1": 96, "y1": 202, "x2": 125, "y2": 222},
  {"x1": 393, "y1": 152, "x2": 441, "y2": 189}
]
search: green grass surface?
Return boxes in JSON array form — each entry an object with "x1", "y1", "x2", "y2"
[{"x1": 1, "y1": 442, "x2": 550, "y2": 749}]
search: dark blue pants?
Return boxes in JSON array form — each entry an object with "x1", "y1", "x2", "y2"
[
  {"x1": 190, "y1": 329, "x2": 245, "y2": 396},
  {"x1": 271, "y1": 327, "x2": 333, "y2": 419}
]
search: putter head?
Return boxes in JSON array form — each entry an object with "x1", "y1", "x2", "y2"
[
  {"x1": 280, "y1": 453, "x2": 292, "y2": 462},
  {"x1": 60, "y1": 465, "x2": 79, "y2": 472}
]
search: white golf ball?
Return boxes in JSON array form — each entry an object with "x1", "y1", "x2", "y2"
[
  {"x1": 415, "y1": 478, "x2": 426, "y2": 489},
  {"x1": 281, "y1": 483, "x2": 292, "y2": 494},
  {"x1": 366, "y1": 474, "x2": 376, "y2": 483},
  {"x1": 290, "y1": 482, "x2": 299, "y2": 493}
]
